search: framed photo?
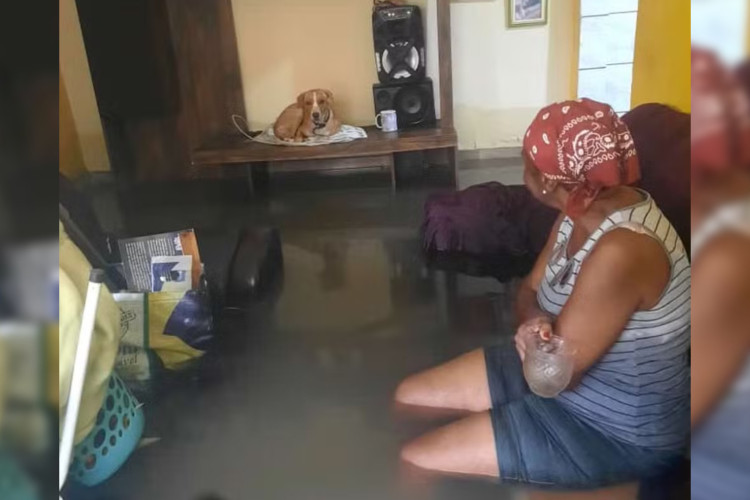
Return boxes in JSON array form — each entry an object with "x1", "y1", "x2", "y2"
[{"x1": 507, "y1": 0, "x2": 548, "y2": 28}]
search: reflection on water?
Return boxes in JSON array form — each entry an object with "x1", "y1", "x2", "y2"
[
  {"x1": 276, "y1": 239, "x2": 394, "y2": 338},
  {"x1": 74, "y1": 226, "x2": 525, "y2": 500},
  {"x1": 67, "y1": 174, "x2": 542, "y2": 499}
]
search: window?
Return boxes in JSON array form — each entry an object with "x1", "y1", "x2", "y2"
[{"x1": 577, "y1": 0, "x2": 639, "y2": 114}]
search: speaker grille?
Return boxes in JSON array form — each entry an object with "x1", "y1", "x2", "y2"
[
  {"x1": 372, "y1": 78, "x2": 436, "y2": 129},
  {"x1": 375, "y1": 89, "x2": 392, "y2": 107}
]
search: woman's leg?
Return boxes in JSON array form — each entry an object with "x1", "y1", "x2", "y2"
[
  {"x1": 394, "y1": 349, "x2": 491, "y2": 412},
  {"x1": 400, "y1": 411, "x2": 499, "y2": 478}
]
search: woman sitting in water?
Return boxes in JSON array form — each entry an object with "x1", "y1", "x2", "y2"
[{"x1": 395, "y1": 99, "x2": 690, "y2": 489}]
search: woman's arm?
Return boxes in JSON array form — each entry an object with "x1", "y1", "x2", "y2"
[
  {"x1": 692, "y1": 234, "x2": 750, "y2": 428},
  {"x1": 515, "y1": 214, "x2": 564, "y2": 326},
  {"x1": 554, "y1": 229, "x2": 670, "y2": 388}
]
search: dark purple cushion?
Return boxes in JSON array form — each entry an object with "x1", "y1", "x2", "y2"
[{"x1": 422, "y1": 182, "x2": 557, "y2": 257}]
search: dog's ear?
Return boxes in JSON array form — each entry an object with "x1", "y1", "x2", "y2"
[
  {"x1": 322, "y1": 89, "x2": 334, "y2": 103},
  {"x1": 297, "y1": 92, "x2": 307, "y2": 107}
]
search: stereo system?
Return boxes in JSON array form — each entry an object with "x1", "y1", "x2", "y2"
[{"x1": 371, "y1": 4, "x2": 435, "y2": 129}]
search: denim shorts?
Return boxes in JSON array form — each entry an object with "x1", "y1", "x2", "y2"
[{"x1": 484, "y1": 343, "x2": 683, "y2": 490}]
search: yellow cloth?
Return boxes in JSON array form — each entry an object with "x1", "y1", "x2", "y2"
[
  {"x1": 59, "y1": 222, "x2": 120, "y2": 444},
  {"x1": 147, "y1": 292, "x2": 204, "y2": 369}
]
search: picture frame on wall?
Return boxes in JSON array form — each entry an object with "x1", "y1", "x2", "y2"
[{"x1": 507, "y1": 0, "x2": 548, "y2": 28}]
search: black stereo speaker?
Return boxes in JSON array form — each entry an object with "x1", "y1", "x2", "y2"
[
  {"x1": 373, "y1": 78, "x2": 436, "y2": 129},
  {"x1": 372, "y1": 5, "x2": 426, "y2": 83}
]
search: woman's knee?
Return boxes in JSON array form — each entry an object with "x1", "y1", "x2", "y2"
[
  {"x1": 394, "y1": 349, "x2": 491, "y2": 411},
  {"x1": 399, "y1": 439, "x2": 426, "y2": 468},
  {"x1": 399, "y1": 413, "x2": 499, "y2": 477},
  {"x1": 394, "y1": 373, "x2": 426, "y2": 406},
  {"x1": 400, "y1": 435, "x2": 445, "y2": 473}
]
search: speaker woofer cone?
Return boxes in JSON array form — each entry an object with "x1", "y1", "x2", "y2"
[
  {"x1": 395, "y1": 87, "x2": 428, "y2": 122},
  {"x1": 382, "y1": 45, "x2": 420, "y2": 80}
]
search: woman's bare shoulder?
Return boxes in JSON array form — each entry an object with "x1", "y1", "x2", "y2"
[
  {"x1": 578, "y1": 228, "x2": 671, "y2": 304},
  {"x1": 589, "y1": 228, "x2": 670, "y2": 273}
]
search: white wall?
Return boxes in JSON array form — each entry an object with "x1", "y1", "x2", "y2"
[{"x1": 451, "y1": 0, "x2": 552, "y2": 149}]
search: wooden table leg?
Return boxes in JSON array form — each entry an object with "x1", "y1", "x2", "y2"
[
  {"x1": 447, "y1": 146, "x2": 459, "y2": 188},
  {"x1": 245, "y1": 162, "x2": 270, "y2": 197},
  {"x1": 245, "y1": 164, "x2": 255, "y2": 196},
  {"x1": 387, "y1": 153, "x2": 397, "y2": 193}
]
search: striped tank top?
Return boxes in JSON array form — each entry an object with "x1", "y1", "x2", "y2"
[
  {"x1": 691, "y1": 198, "x2": 750, "y2": 500},
  {"x1": 537, "y1": 189, "x2": 690, "y2": 450}
]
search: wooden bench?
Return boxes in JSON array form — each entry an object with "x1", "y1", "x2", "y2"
[{"x1": 191, "y1": 124, "x2": 458, "y2": 193}]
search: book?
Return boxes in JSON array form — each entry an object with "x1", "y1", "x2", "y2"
[{"x1": 117, "y1": 229, "x2": 201, "y2": 292}]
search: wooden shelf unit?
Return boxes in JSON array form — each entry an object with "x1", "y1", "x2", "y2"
[
  {"x1": 192, "y1": 124, "x2": 457, "y2": 165},
  {"x1": 191, "y1": 0, "x2": 457, "y2": 191}
]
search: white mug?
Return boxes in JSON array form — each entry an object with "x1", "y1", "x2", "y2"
[{"x1": 376, "y1": 110, "x2": 398, "y2": 132}]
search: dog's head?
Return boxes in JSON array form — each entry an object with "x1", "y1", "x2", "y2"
[{"x1": 298, "y1": 89, "x2": 335, "y2": 128}]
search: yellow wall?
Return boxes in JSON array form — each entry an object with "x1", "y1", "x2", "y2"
[
  {"x1": 59, "y1": 0, "x2": 110, "y2": 172},
  {"x1": 231, "y1": 0, "x2": 391, "y2": 129},
  {"x1": 59, "y1": 76, "x2": 86, "y2": 178},
  {"x1": 631, "y1": 0, "x2": 691, "y2": 112}
]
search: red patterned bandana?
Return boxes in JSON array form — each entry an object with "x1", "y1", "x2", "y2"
[{"x1": 523, "y1": 98, "x2": 640, "y2": 188}]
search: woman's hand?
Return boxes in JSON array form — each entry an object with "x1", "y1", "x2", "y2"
[{"x1": 514, "y1": 316, "x2": 553, "y2": 362}]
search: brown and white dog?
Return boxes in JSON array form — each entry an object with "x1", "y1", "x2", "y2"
[{"x1": 273, "y1": 89, "x2": 341, "y2": 142}]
